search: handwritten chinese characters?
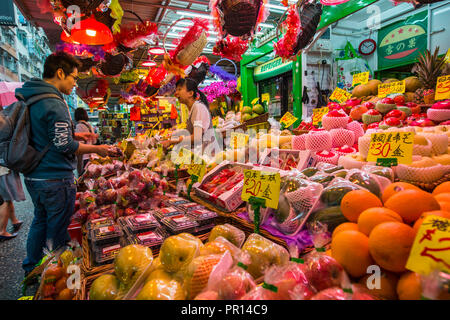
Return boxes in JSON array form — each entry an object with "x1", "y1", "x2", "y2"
[
  {"x1": 367, "y1": 132, "x2": 414, "y2": 165},
  {"x1": 241, "y1": 170, "x2": 281, "y2": 209}
]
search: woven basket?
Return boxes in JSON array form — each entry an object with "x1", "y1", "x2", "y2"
[
  {"x1": 210, "y1": 58, "x2": 238, "y2": 81},
  {"x1": 163, "y1": 18, "x2": 208, "y2": 67},
  {"x1": 292, "y1": 0, "x2": 322, "y2": 54},
  {"x1": 98, "y1": 53, "x2": 129, "y2": 76},
  {"x1": 218, "y1": 0, "x2": 262, "y2": 37}
]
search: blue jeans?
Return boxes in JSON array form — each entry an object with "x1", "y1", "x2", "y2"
[{"x1": 22, "y1": 177, "x2": 77, "y2": 273}]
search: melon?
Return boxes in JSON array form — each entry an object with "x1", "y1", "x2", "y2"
[
  {"x1": 404, "y1": 92, "x2": 415, "y2": 102},
  {"x1": 366, "y1": 79, "x2": 382, "y2": 96},
  {"x1": 404, "y1": 76, "x2": 422, "y2": 92},
  {"x1": 384, "y1": 78, "x2": 399, "y2": 83},
  {"x1": 352, "y1": 84, "x2": 372, "y2": 98}
]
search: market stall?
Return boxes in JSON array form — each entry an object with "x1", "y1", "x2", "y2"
[{"x1": 11, "y1": 0, "x2": 450, "y2": 302}]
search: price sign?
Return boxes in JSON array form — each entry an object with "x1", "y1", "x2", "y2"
[
  {"x1": 157, "y1": 144, "x2": 164, "y2": 160},
  {"x1": 445, "y1": 48, "x2": 450, "y2": 64},
  {"x1": 352, "y1": 72, "x2": 370, "y2": 86},
  {"x1": 435, "y1": 75, "x2": 450, "y2": 101},
  {"x1": 187, "y1": 154, "x2": 207, "y2": 182},
  {"x1": 239, "y1": 100, "x2": 244, "y2": 111},
  {"x1": 251, "y1": 98, "x2": 259, "y2": 105},
  {"x1": 230, "y1": 132, "x2": 249, "y2": 149},
  {"x1": 406, "y1": 215, "x2": 450, "y2": 274},
  {"x1": 241, "y1": 170, "x2": 281, "y2": 209},
  {"x1": 262, "y1": 93, "x2": 270, "y2": 103},
  {"x1": 329, "y1": 87, "x2": 352, "y2": 103},
  {"x1": 366, "y1": 131, "x2": 414, "y2": 165},
  {"x1": 378, "y1": 80, "x2": 406, "y2": 98},
  {"x1": 312, "y1": 107, "x2": 329, "y2": 126},
  {"x1": 149, "y1": 117, "x2": 158, "y2": 122},
  {"x1": 212, "y1": 116, "x2": 219, "y2": 127},
  {"x1": 280, "y1": 112, "x2": 298, "y2": 128}
]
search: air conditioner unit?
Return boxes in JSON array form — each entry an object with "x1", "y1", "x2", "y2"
[{"x1": 310, "y1": 39, "x2": 332, "y2": 52}]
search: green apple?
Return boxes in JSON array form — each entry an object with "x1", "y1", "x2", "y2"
[
  {"x1": 252, "y1": 104, "x2": 264, "y2": 115},
  {"x1": 242, "y1": 106, "x2": 252, "y2": 114},
  {"x1": 89, "y1": 274, "x2": 120, "y2": 300},
  {"x1": 241, "y1": 234, "x2": 290, "y2": 279},
  {"x1": 159, "y1": 233, "x2": 203, "y2": 273},
  {"x1": 136, "y1": 278, "x2": 185, "y2": 300},
  {"x1": 114, "y1": 245, "x2": 153, "y2": 287}
]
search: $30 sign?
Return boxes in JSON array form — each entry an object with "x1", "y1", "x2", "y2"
[
  {"x1": 241, "y1": 170, "x2": 281, "y2": 209},
  {"x1": 366, "y1": 131, "x2": 414, "y2": 165}
]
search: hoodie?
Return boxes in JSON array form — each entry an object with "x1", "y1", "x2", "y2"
[{"x1": 15, "y1": 78, "x2": 79, "y2": 179}]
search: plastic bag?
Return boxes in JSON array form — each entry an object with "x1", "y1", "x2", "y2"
[
  {"x1": 421, "y1": 270, "x2": 450, "y2": 300},
  {"x1": 208, "y1": 224, "x2": 246, "y2": 248},
  {"x1": 200, "y1": 236, "x2": 242, "y2": 262},
  {"x1": 241, "y1": 233, "x2": 290, "y2": 280},
  {"x1": 159, "y1": 233, "x2": 204, "y2": 273},
  {"x1": 317, "y1": 177, "x2": 362, "y2": 208},
  {"x1": 361, "y1": 164, "x2": 395, "y2": 183},
  {"x1": 345, "y1": 169, "x2": 384, "y2": 197}
]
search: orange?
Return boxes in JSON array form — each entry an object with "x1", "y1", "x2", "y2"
[
  {"x1": 432, "y1": 181, "x2": 450, "y2": 195},
  {"x1": 368, "y1": 222, "x2": 415, "y2": 273},
  {"x1": 381, "y1": 182, "x2": 420, "y2": 203},
  {"x1": 434, "y1": 192, "x2": 450, "y2": 203},
  {"x1": 331, "y1": 222, "x2": 359, "y2": 240},
  {"x1": 357, "y1": 207, "x2": 403, "y2": 236},
  {"x1": 325, "y1": 249, "x2": 332, "y2": 257},
  {"x1": 412, "y1": 210, "x2": 450, "y2": 234},
  {"x1": 439, "y1": 201, "x2": 450, "y2": 212},
  {"x1": 384, "y1": 189, "x2": 441, "y2": 224},
  {"x1": 397, "y1": 272, "x2": 422, "y2": 300},
  {"x1": 340, "y1": 190, "x2": 383, "y2": 222},
  {"x1": 359, "y1": 270, "x2": 399, "y2": 300},
  {"x1": 331, "y1": 230, "x2": 374, "y2": 278}
]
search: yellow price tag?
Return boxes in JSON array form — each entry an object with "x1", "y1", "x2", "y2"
[
  {"x1": 445, "y1": 48, "x2": 450, "y2": 64},
  {"x1": 212, "y1": 116, "x2": 219, "y2": 127},
  {"x1": 329, "y1": 87, "x2": 352, "y2": 103},
  {"x1": 406, "y1": 215, "x2": 450, "y2": 274},
  {"x1": 230, "y1": 132, "x2": 249, "y2": 149},
  {"x1": 280, "y1": 111, "x2": 298, "y2": 128},
  {"x1": 435, "y1": 75, "x2": 450, "y2": 101},
  {"x1": 187, "y1": 154, "x2": 207, "y2": 182},
  {"x1": 241, "y1": 170, "x2": 281, "y2": 209},
  {"x1": 261, "y1": 93, "x2": 270, "y2": 103},
  {"x1": 366, "y1": 131, "x2": 414, "y2": 165},
  {"x1": 251, "y1": 98, "x2": 259, "y2": 105},
  {"x1": 157, "y1": 144, "x2": 164, "y2": 160},
  {"x1": 377, "y1": 80, "x2": 406, "y2": 98},
  {"x1": 352, "y1": 72, "x2": 370, "y2": 86},
  {"x1": 239, "y1": 100, "x2": 244, "y2": 111},
  {"x1": 312, "y1": 107, "x2": 329, "y2": 126},
  {"x1": 18, "y1": 296, "x2": 34, "y2": 300}
]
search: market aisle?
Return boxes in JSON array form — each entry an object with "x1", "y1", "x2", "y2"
[{"x1": 0, "y1": 176, "x2": 37, "y2": 300}]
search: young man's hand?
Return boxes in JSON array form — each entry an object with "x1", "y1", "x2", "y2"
[
  {"x1": 75, "y1": 132, "x2": 98, "y2": 142},
  {"x1": 94, "y1": 145, "x2": 121, "y2": 157}
]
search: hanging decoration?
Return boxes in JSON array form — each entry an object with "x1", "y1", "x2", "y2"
[
  {"x1": 87, "y1": 78, "x2": 109, "y2": 98},
  {"x1": 209, "y1": 58, "x2": 238, "y2": 82},
  {"x1": 113, "y1": 20, "x2": 158, "y2": 49},
  {"x1": 108, "y1": 0, "x2": 124, "y2": 33},
  {"x1": 130, "y1": 105, "x2": 141, "y2": 121},
  {"x1": 114, "y1": 69, "x2": 140, "y2": 84},
  {"x1": 158, "y1": 76, "x2": 178, "y2": 96},
  {"x1": 201, "y1": 80, "x2": 238, "y2": 103},
  {"x1": 212, "y1": 36, "x2": 249, "y2": 62},
  {"x1": 273, "y1": 4, "x2": 301, "y2": 60},
  {"x1": 145, "y1": 66, "x2": 168, "y2": 88},
  {"x1": 97, "y1": 52, "x2": 131, "y2": 77},
  {"x1": 55, "y1": 42, "x2": 106, "y2": 61}
]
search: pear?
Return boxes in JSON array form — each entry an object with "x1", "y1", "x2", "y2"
[
  {"x1": 89, "y1": 274, "x2": 120, "y2": 300},
  {"x1": 114, "y1": 245, "x2": 153, "y2": 287},
  {"x1": 159, "y1": 233, "x2": 203, "y2": 273},
  {"x1": 209, "y1": 224, "x2": 245, "y2": 248},
  {"x1": 136, "y1": 278, "x2": 185, "y2": 300}
]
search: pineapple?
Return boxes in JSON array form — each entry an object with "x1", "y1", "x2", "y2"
[{"x1": 412, "y1": 47, "x2": 446, "y2": 104}]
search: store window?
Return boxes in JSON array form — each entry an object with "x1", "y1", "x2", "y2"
[{"x1": 258, "y1": 72, "x2": 293, "y2": 118}]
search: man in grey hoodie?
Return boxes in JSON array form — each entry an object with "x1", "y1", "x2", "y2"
[{"x1": 16, "y1": 52, "x2": 117, "y2": 274}]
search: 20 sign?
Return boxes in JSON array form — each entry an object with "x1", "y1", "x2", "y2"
[{"x1": 241, "y1": 170, "x2": 281, "y2": 209}]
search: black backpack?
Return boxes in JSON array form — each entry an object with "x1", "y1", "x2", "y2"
[{"x1": 0, "y1": 93, "x2": 63, "y2": 174}]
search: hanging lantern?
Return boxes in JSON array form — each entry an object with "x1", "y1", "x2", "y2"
[{"x1": 62, "y1": 16, "x2": 113, "y2": 45}]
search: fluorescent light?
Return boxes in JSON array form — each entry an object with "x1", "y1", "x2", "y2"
[
  {"x1": 176, "y1": 11, "x2": 213, "y2": 20},
  {"x1": 266, "y1": 4, "x2": 287, "y2": 10},
  {"x1": 173, "y1": 26, "x2": 218, "y2": 35},
  {"x1": 259, "y1": 23, "x2": 275, "y2": 28}
]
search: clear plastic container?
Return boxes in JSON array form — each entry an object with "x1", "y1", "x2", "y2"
[
  {"x1": 160, "y1": 214, "x2": 199, "y2": 235},
  {"x1": 126, "y1": 228, "x2": 167, "y2": 248},
  {"x1": 154, "y1": 207, "x2": 185, "y2": 220},
  {"x1": 192, "y1": 223, "x2": 216, "y2": 235},
  {"x1": 164, "y1": 197, "x2": 190, "y2": 207},
  {"x1": 120, "y1": 213, "x2": 160, "y2": 234},
  {"x1": 176, "y1": 202, "x2": 205, "y2": 212},
  {"x1": 86, "y1": 217, "x2": 115, "y2": 232},
  {"x1": 186, "y1": 208, "x2": 218, "y2": 225},
  {"x1": 90, "y1": 224, "x2": 123, "y2": 247},
  {"x1": 92, "y1": 243, "x2": 122, "y2": 265}
]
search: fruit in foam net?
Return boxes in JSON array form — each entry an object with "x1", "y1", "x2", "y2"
[
  {"x1": 114, "y1": 245, "x2": 153, "y2": 287},
  {"x1": 241, "y1": 233, "x2": 289, "y2": 279},
  {"x1": 385, "y1": 109, "x2": 406, "y2": 120},
  {"x1": 397, "y1": 106, "x2": 412, "y2": 117},
  {"x1": 376, "y1": 97, "x2": 397, "y2": 114},
  {"x1": 89, "y1": 274, "x2": 120, "y2": 300},
  {"x1": 184, "y1": 255, "x2": 222, "y2": 299},
  {"x1": 362, "y1": 109, "x2": 382, "y2": 125},
  {"x1": 136, "y1": 278, "x2": 185, "y2": 300},
  {"x1": 159, "y1": 233, "x2": 203, "y2": 273}
]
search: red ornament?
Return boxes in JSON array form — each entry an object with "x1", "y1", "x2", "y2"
[
  {"x1": 130, "y1": 105, "x2": 141, "y2": 121},
  {"x1": 63, "y1": 16, "x2": 113, "y2": 45}
]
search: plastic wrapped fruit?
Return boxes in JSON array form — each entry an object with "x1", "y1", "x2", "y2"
[
  {"x1": 159, "y1": 233, "x2": 203, "y2": 273},
  {"x1": 114, "y1": 245, "x2": 153, "y2": 289},
  {"x1": 136, "y1": 278, "x2": 185, "y2": 300},
  {"x1": 208, "y1": 224, "x2": 246, "y2": 248},
  {"x1": 89, "y1": 274, "x2": 120, "y2": 300},
  {"x1": 241, "y1": 233, "x2": 289, "y2": 279},
  {"x1": 319, "y1": 178, "x2": 361, "y2": 207},
  {"x1": 347, "y1": 170, "x2": 381, "y2": 197},
  {"x1": 183, "y1": 254, "x2": 222, "y2": 299},
  {"x1": 362, "y1": 109, "x2": 382, "y2": 125},
  {"x1": 215, "y1": 266, "x2": 257, "y2": 300}
]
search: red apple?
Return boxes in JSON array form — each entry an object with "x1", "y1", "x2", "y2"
[
  {"x1": 362, "y1": 101, "x2": 375, "y2": 109},
  {"x1": 384, "y1": 117, "x2": 401, "y2": 126},
  {"x1": 328, "y1": 109, "x2": 347, "y2": 117},
  {"x1": 367, "y1": 122, "x2": 380, "y2": 129},
  {"x1": 366, "y1": 109, "x2": 381, "y2": 116},
  {"x1": 305, "y1": 254, "x2": 345, "y2": 292},
  {"x1": 393, "y1": 95, "x2": 405, "y2": 105},
  {"x1": 380, "y1": 97, "x2": 395, "y2": 104},
  {"x1": 218, "y1": 272, "x2": 256, "y2": 300},
  {"x1": 310, "y1": 287, "x2": 348, "y2": 300},
  {"x1": 385, "y1": 109, "x2": 403, "y2": 119}
]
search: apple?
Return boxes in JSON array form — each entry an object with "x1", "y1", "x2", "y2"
[
  {"x1": 432, "y1": 100, "x2": 450, "y2": 109},
  {"x1": 366, "y1": 109, "x2": 381, "y2": 116},
  {"x1": 393, "y1": 95, "x2": 405, "y2": 105},
  {"x1": 159, "y1": 233, "x2": 203, "y2": 273},
  {"x1": 310, "y1": 287, "x2": 348, "y2": 300},
  {"x1": 362, "y1": 101, "x2": 375, "y2": 109},
  {"x1": 384, "y1": 116, "x2": 401, "y2": 126},
  {"x1": 367, "y1": 122, "x2": 379, "y2": 129},
  {"x1": 385, "y1": 109, "x2": 406, "y2": 120},
  {"x1": 327, "y1": 102, "x2": 341, "y2": 110},
  {"x1": 89, "y1": 274, "x2": 120, "y2": 300},
  {"x1": 380, "y1": 97, "x2": 395, "y2": 104},
  {"x1": 217, "y1": 271, "x2": 256, "y2": 300},
  {"x1": 114, "y1": 244, "x2": 153, "y2": 287},
  {"x1": 305, "y1": 254, "x2": 345, "y2": 291},
  {"x1": 328, "y1": 109, "x2": 347, "y2": 117}
]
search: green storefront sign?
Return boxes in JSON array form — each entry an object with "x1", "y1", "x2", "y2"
[
  {"x1": 253, "y1": 57, "x2": 293, "y2": 82},
  {"x1": 378, "y1": 10, "x2": 428, "y2": 70}
]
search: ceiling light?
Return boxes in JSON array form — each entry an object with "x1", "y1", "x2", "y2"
[
  {"x1": 61, "y1": 16, "x2": 113, "y2": 45},
  {"x1": 259, "y1": 23, "x2": 275, "y2": 28},
  {"x1": 141, "y1": 60, "x2": 157, "y2": 67},
  {"x1": 148, "y1": 47, "x2": 165, "y2": 55},
  {"x1": 176, "y1": 11, "x2": 213, "y2": 20}
]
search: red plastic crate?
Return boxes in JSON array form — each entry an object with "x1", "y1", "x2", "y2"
[{"x1": 68, "y1": 221, "x2": 82, "y2": 245}]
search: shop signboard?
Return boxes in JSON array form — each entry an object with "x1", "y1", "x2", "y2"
[
  {"x1": 0, "y1": 0, "x2": 16, "y2": 26},
  {"x1": 254, "y1": 57, "x2": 293, "y2": 82},
  {"x1": 378, "y1": 11, "x2": 428, "y2": 70},
  {"x1": 435, "y1": 75, "x2": 450, "y2": 101}
]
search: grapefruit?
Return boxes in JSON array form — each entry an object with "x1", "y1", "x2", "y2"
[
  {"x1": 397, "y1": 272, "x2": 422, "y2": 300},
  {"x1": 359, "y1": 271, "x2": 399, "y2": 300},
  {"x1": 381, "y1": 182, "x2": 420, "y2": 203},
  {"x1": 368, "y1": 222, "x2": 415, "y2": 273},
  {"x1": 331, "y1": 222, "x2": 359, "y2": 240},
  {"x1": 340, "y1": 190, "x2": 383, "y2": 222},
  {"x1": 432, "y1": 181, "x2": 450, "y2": 195}
]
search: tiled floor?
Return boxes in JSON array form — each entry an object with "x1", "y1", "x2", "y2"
[{"x1": 0, "y1": 176, "x2": 39, "y2": 300}]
